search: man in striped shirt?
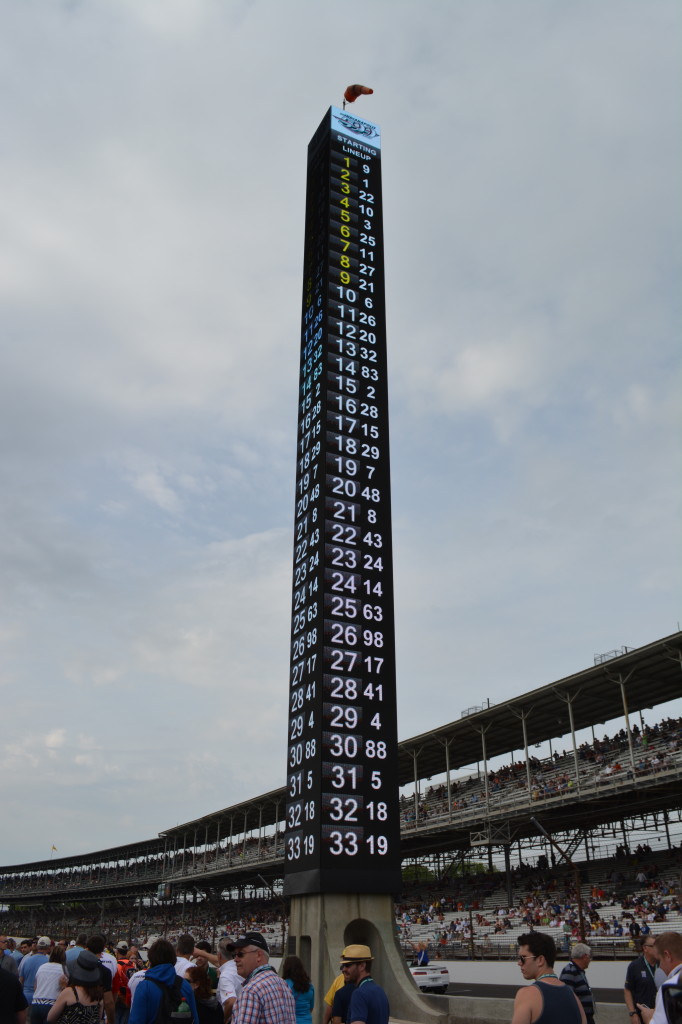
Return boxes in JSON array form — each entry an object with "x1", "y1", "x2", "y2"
[{"x1": 560, "y1": 943, "x2": 595, "y2": 1024}]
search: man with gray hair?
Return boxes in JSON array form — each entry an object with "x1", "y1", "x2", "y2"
[
  {"x1": 0, "y1": 937, "x2": 19, "y2": 977},
  {"x1": 560, "y1": 943, "x2": 594, "y2": 1024},
  {"x1": 231, "y1": 932, "x2": 295, "y2": 1024},
  {"x1": 216, "y1": 937, "x2": 243, "y2": 1023}
]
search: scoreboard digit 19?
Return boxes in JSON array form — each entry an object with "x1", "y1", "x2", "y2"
[{"x1": 283, "y1": 107, "x2": 402, "y2": 895}]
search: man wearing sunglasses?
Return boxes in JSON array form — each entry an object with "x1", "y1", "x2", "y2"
[
  {"x1": 335, "y1": 945, "x2": 388, "y2": 1024},
  {"x1": 638, "y1": 933, "x2": 682, "y2": 1024},
  {"x1": 625, "y1": 939, "x2": 660, "y2": 1022},
  {"x1": 512, "y1": 933, "x2": 586, "y2": 1024},
  {"x1": 230, "y1": 933, "x2": 295, "y2": 1024}
]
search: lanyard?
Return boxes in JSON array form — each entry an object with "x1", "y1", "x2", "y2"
[{"x1": 643, "y1": 958, "x2": 656, "y2": 983}]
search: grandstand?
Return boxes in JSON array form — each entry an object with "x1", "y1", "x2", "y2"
[{"x1": 2, "y1": 631, "x2": 681, "y2": 956}]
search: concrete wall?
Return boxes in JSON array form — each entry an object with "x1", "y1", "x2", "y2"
[
  {"x1": 444, "y1": 957, "x2": 630, "y2": 989},
  {"x1": 406, "y1": 995, "x2": 627, "y2": 1024}
]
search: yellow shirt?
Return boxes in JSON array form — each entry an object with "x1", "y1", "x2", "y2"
[{"x1": 324, "y1": 974, "x2": 345, "y2": 1006}]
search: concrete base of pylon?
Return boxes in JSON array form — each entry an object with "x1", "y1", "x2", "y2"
[{"x1": 287, "y1": 892, "x2": 447, "y2": 1024}]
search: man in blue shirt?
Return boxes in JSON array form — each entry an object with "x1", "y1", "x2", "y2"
[
  {"x1": 337, "y1": 945, "x2": 389, "y2": 1024},
  {"x1": 18, "y1": 939, "x2": 50, "y2": 1005},
  {"x1": 65, "y1": 935, "x2": 88, "y2": 966}
]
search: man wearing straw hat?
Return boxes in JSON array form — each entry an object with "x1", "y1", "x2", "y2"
[{"x1": 334, "y1": 945, "x2": 388, "y2": 1024}]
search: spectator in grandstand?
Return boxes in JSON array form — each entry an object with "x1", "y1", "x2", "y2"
[
  {"x1": 231, "y1": 932, "x2": 295, "y2": 1024},
  {"x1": 185, "y1": 968, "x2": 222, "y2": 1024},
  {"x1": 47, "y1": 951, "x2": 104, "y2": 1024},
  {"x1": 638, "y1": 933, "x2": 682, "y2": 1024},
  {"x1": 32, "y1": 947, "x2": 68, "y2": 1024},
  {"x1": 20, "y1": 938, "x2": 51, "y2": 1006},
  {"x1": 0, "y1": 967, "x2": 28, "y2": 1024},
  {"x1": 174, "y1": 938, "x2": 195, "y2": 980},
  {"x1": 625, "y1": 938, "x2": 660, "y2": 1024},
  {"x1": 281, "y1": 957, "x2": 313, "y2": 1024},
  {"x1": 512, "y1": 932, "x2": 586, "y2": 1024},
  {"x1": 65, "y1": 940, "x2": 87, "y2": 969},
  {"x1": 0, "y1": 939, "x2": 19, "y2": 978},
  {"x1": 560, "y1": 944, "x2": 594, "y2": 1024},
  {"x1": 128, "y1": 939, "x2": 197, "y2": 1024}
]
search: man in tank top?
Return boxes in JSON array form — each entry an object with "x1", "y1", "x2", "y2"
[{"x1": 511, "y1": 932, "x2": 586, "y2": 1024}]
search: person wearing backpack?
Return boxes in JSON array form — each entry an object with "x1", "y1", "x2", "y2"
[
  {"x1": 115, "y1": 945, "x2": 138, "y2": 1024},
  {"x1": 128, "y1": 941, "x2": 197, "y2": 1024}
]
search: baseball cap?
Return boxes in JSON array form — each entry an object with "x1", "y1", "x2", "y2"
[
  {"x1": 232, "y1": 932, "x2": 269, "y2": 954},
  {"x1": 37, "y1": 937, "x2": 52, "y2": 949}
]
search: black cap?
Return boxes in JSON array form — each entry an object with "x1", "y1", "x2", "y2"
[{"x1": 232, "y1": 932, "x2": 269, "y2": 954}]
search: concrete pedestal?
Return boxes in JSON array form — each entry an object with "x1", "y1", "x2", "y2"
[{"x1": 288, "y1": 892, "x2": 446, "y2": 1024}]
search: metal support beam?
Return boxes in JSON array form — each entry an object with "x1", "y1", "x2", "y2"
[
  {"x1": 511, "y1": 706, "x2": 534, "y2": 798},
  {"x1": 554, "y1": 688, "x2": 582, "y2": 795},
  {"x1": 607, "y1": 669, "x2": 637, "y2": 776}
]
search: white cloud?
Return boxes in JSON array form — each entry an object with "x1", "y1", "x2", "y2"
[
  {"x1": 45, "y1": 729, "x2": 66, "y2": 750},
  {"x1": 0, "y1": 0, "x2": 679, "y2": 862}
]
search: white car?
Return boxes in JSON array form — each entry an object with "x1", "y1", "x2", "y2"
[{"x1": 409, "y1": 961, "x2": 450, "y2": 994}]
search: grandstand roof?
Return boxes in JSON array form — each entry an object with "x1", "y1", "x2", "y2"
[
  {"x1": 4, "y1": 631, "x2": 680, "y2": 874},
  {"x1": 1, "y1": 836, "x2": 165, "y2": 873},
  {"x1": 157, "y1": 631, "x2": 682, "y2": 844},
  {"x1": 397, "y1": 630, "x2": 682, "y2": 781}
]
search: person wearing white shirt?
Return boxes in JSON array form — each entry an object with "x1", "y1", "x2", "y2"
[
  {"x1": 100, "y1": 948, "x2": 119, "y2": 980},
  {"x1": 216, "y1": 940, "x2": 243, "y2": 1023},
  {"x1": 128, "y1": 969, "x2": 147, "y2": 1007},
  {"x1": 175, "y1": 936, "x2": 196, "y2": 979},
  {"x1": 638, "y1": 932, "x2": 682, "y2": 1024}
]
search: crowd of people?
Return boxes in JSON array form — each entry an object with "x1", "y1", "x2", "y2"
[
  {"x1": 0, "y1": 839, "x2": 286, "y2": 898},
  {"x1": 0, "y1": 932, "x2": 392, "y2": 1024},
  {"x1": 4, "y1": 911, "x2": 682, "y2": 1024},
  {"x1": 3, "y1": 843, "x2": 680, "y2": 966},
  {"x1": 400, "y1": 715, "x2": 681, "y2": 828},
  {"x1": 509, "y1": 930, "x2": 682, "y2": 1024},
  {"x1": 2, "y1": 715, "x2": 679, "y2": 909},
  {"x1": 393, "y1": 844, "x2": 682, "y2": 958}
]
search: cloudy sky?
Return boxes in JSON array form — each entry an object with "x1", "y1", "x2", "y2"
[{"x1": 1, "y1": 0, "x2": 680, "y2": 866}]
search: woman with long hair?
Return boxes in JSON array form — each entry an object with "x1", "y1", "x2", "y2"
[
  {"x1": 47, "y1": 951, "x2": 104, "y2": 1024},
  {"x1": 281, "y1": 956, "x2": 314, "y2": 1024},
  {"x1": 184, "y1": 967, "x2": 222, "y2": 1024}
]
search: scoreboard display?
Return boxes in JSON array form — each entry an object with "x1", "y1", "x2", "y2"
[{"x1": 283, "y1": 107, "x2": 402, "y2": 896}]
